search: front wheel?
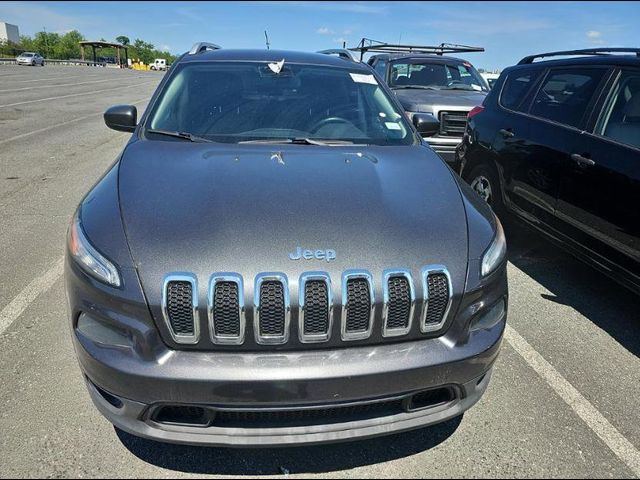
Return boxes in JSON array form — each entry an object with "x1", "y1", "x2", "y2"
[{"x1": 466, "y1": 163, "x2": 505, "y2": 215}]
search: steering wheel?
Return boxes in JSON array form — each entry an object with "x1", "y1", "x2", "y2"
[
  {"x1": 310, "y1": 116, "x2": 352, "y2": 133},
  {"x1": 447, "y1": 80, "x2": 466, "y2": 87}
]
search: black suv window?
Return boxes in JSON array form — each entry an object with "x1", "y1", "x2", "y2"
[
  {"x1": 596, "y1": 70, "x2": 640, "y2": 149},
  {"x1": 500, "y1": 70, "x2": 541, "y2": 111},
  {"x1": 530, "y1": 68, "x2": 607, "y2": 128}
]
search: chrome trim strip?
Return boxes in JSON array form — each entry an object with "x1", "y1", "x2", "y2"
[
  {"x1": 382, "y1": 269, "x2": 415, "y2": 337},
  {"x1": 161, "y1": 273, "x2": 200, "y2": 345},
  {"x1": 298, "y1": 272, "x2": 333, "y2": 344},
  {"x1": 254, "y1": 273, "x2": 290, "y2": 345},
  {"x1": 341, "y1": 270, "x2": 375, "y2": 341},
  {"x1": 207, "y1": 273, "x2": 245, "y2": 345},
  {"x1": 421, "y1": 265, "x2": 453, "y2": 333}
]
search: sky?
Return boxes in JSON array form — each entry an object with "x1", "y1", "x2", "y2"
[{"x1": 1, "y1": 1, "x2": 639, "y2": 70}]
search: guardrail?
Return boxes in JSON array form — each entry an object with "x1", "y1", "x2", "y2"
[{"x1": 0, "y1": 58, "x2": 125, "y2": 67}]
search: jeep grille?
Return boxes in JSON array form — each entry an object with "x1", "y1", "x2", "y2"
[{"x1": 161, "y1": 266, "x2": 452, "y2": 347}]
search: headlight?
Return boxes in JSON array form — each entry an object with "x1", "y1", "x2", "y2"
[
  {"x1": 68, "y1": 211, "x2": 121, "y2": 287},
  {"x1": 481, "y1": 219, "x2": 507, "y2": 277}
]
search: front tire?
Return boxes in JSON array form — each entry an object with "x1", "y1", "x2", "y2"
[{"x1": 465, "y1": 163, "x2": 505, "y2": 215}]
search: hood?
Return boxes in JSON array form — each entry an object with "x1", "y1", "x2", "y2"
[
  {"x1": 393, "y1": 88, "x2": 486, "y2": 114},
  {"x1": 118, "y1": 141, "x2": 469, "y2": 310}
]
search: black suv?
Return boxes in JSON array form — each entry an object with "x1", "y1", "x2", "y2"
[{"x1": 457, "y1": 48, "x2": 640, "y2": 293}]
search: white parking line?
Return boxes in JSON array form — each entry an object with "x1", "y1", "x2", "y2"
[
  {"x1": 0, "y1": 81, "x2": 156, "y2": 108},
  {"x1": 0, "y1": 97, "x2": 151, "y2": 146},
  {"x1": 0, "y1": 78, "x2": 115, "y2": 93},
  {"x1": 0, "y1": 257, "x2": 64, "y2": 336},
  {"x1": 505, "y1": 324, "x2": 640, "y2": 476}
]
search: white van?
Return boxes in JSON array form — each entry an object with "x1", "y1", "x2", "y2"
[{"x1": 150, "y1": 58, "x2": 167, "y2": 71}]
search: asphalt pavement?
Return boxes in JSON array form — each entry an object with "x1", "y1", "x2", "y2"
[{"x1": 0, "y1": 64, "x2": 639, "y2": 479}]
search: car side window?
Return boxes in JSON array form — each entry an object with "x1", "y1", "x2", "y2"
[
  {"x1": 530, "y1": 68, "x2": 607, "y2": 128},
  {"x1": 500, "y1": 70, "x2": 542, "y2": 111},
  {"x1": 595, "y1": 70, "x2": 640, "y2": 149}
]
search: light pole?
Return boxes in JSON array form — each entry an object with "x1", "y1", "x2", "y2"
[{"x1": 43, "y1": 26, "x2": 49, "y2": 58}]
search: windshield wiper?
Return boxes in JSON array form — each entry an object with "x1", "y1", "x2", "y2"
[
  {"x1": 238, "y1": 138, "x2": 359, "y2": 146},
  {"x1": 146, "y1": 129, "x2": 215, "y2": 143},
  {"x1": 391, "y1": 85, "x2": 440, "y2": 90}
]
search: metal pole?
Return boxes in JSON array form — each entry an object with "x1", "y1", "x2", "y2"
[{"x1": 43, "y1": 27, "x2": 48, "y2": 58}]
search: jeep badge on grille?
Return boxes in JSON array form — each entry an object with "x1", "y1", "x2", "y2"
[{"x1": 289, "y1": 247, "x2": 336, "y2": 262}]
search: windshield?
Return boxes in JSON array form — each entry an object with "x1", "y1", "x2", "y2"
[
  {"x1": 22, "y1": 53, "x2": 34, "y2": 57},
  {"x1": 389, "y1": 60, "x2": 489, "y2": 92},
  {"x1": 146, "y1": 61, "x2": 415, "y2": 145}
]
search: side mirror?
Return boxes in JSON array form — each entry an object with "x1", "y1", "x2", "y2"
[
  {"x1": 104, "y1": 105, "x2": 137, "y2": 132},
  {"x1": 412, "y1": 113, "x2": 440, "y2": 137}
]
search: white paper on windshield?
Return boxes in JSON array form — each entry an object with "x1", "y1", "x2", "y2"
[
  {"x1": 385, "y1": 122, "x2": 402, "y2": 130},
  {"x1": 350, "y1": 73, "x2": 378, "y2": 85}
]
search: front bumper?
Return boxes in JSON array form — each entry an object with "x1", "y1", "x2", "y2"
[{"x1": 75, "y1": 316, "x2": 504, "y2": 447}]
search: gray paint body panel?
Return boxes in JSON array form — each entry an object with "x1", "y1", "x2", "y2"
[{"x1": 118, "y1": 141, "x2": 471, "y2": 351}]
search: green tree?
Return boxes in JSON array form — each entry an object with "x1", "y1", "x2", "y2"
[
  {"x1": 19, "y1": 35, "x2": 34, "y2": 51},
  {"x1": 33, "y1": 31, "x2": 60, "y2": 58},
  {"x1": 116, "y1": 35, "x2": 130, "y2": 46},
  {"x1": 53, "y1": 30, "x2": 84, "y2": 59}
]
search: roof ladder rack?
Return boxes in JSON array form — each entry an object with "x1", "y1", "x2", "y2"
[
  {"x1": 189, "y1": 42, "x2": 222, "y2": 55},
  {"x1": 349, "y1": 38, "x2": 484, "y2": 61}
]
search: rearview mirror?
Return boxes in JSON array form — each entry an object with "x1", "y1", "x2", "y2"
[
  {"x1": 412, "y1": 113, "x2": 440, "y2": 137},
  {"x1": 104, "y1": 105, "x2": 137, "y2": 132}
]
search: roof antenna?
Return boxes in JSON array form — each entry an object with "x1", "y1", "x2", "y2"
[{"x1": 264, "y1": 30, "x2": 270, "y2": 50}]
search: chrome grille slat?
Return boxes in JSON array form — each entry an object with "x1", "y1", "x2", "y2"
[
  {"x1": 161, "y1": 273, "x2": 199, "y2": 345},
  {"x1": 208, "y1": 273, "x2": 245, "y2": 345},
  {"x1": 439, "y1": 111, "x2": 468, "y2": 137},
  {"x1": 161, "y1": 266, "x2": 452, "y2": 346},
  {"x1": 341, "y1": 270, "x2": 374, "y2": 341},
  {"x1": 299, "y1": 272, "x2": 333, "y2": 343},
  {"x1": 421, "y1": 265, "x2": 452, "y2": 333},
  {"x1": 382, "y1": 269, "x2": 415, "y2": 337},
  {"x1": 254, "y1": 273, "x2": 290, "y2": 345}
]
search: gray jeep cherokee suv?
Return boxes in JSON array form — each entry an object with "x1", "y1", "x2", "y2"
[{"x1": 65, "y1": 44, "x2": 508, "y2": 447}]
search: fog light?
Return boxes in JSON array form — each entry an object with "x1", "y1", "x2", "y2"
[
  {"x1": 469, "y1": 298, "x2": 506, "y2": 332},
  {"x1": 76, "y1": 313, "x2": 132, "y2": 348}
]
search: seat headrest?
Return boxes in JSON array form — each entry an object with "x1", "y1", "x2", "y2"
[{"x1": 410, "y1": 65, "x2": 447, "y2": 86}]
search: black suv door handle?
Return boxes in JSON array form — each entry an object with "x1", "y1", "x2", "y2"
[
  {"x1": 571, "y1": 153, "x2": 595, "y2": 167},
  {"x1": 499, "y1": 128, "x2": 514, "y2": 138}
]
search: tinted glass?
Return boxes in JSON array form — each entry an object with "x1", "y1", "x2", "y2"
[
  {"x1": 373, "y1": 59, "x2": 387, "y2": 78},
  {"x1": 500, "y1": 70, "x2": 540, "y2": 111},
  {"x1": 389, "y1": 61, "x2": 488, "y2": 92},
  {"x1": 147, "y1": 61, "x2": 414, "y2": 145},
  {"x1": 530, "y1": 68, "x2": 606, "y2": 128},
  {"x1": 597, "y1": 70, "x2": 640, "y2": 149}
]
